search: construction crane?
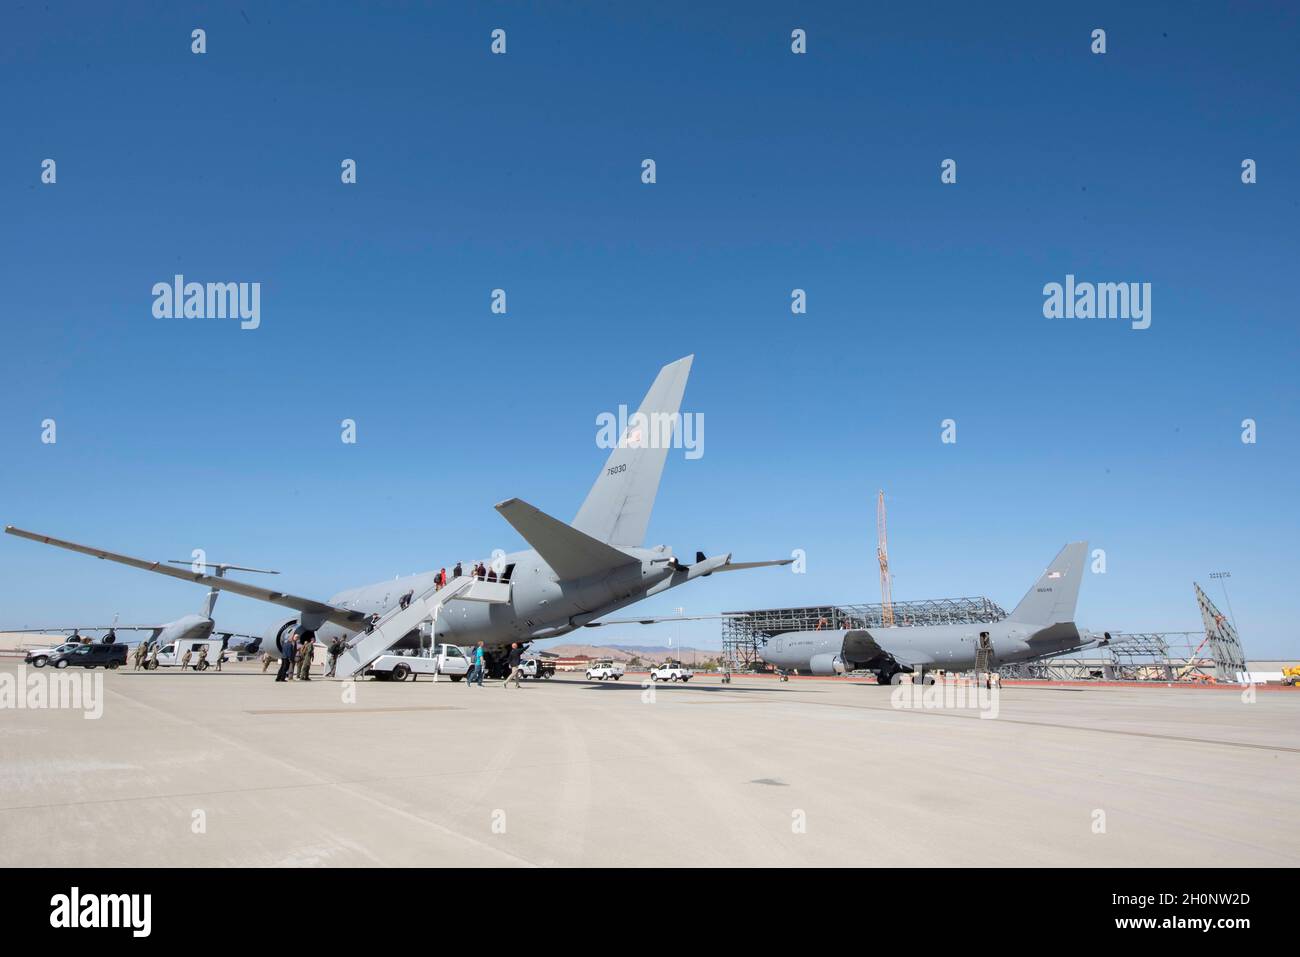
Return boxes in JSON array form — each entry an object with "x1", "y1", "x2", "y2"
[{"x1": 876, "y1": 489, "x2": 894, "y2": 627}]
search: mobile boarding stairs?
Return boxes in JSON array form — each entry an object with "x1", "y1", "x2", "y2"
[{"x1": 330, "y1": 575, "x2": 511, "y2": 680}]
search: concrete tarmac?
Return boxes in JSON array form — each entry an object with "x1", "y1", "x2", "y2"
[{"x1": 1, "y1": 660, "x2": 1297, "y2": 867}]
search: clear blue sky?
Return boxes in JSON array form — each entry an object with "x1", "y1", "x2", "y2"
[{"x1": 2, "y1": 2, "x2": 1296, "y2": 656}]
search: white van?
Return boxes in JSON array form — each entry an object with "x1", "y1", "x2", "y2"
[{"x1": 146, "y1": 638, "x2": 225, "y2": 670}]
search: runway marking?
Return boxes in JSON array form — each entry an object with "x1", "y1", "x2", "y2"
[{"x1": 244, "y1": 706, "x2": 463, "y2": 715}]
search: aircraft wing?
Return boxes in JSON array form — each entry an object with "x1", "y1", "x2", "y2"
[
  {"x1": 0, "y1": 624, "x2": 166, "y2": 633},
  {"x1": 5, "y1": 526, "x2": 368, "y2": 629},
  {"x1": 844, "y1": 628, "x2": 936, "y2": 667},
  {"x1": 583, "y1": 614, "x2": 728, "y2": 628}
]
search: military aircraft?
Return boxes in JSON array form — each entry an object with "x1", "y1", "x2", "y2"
[
  {"x1": 4, "y1": 562, "x2": 273, "y2": 657},
  {"x1": 758, "y1": 542, "x2": 1111, "y2": 684},
  {"x1": 7, "y1": 356, "x2": 790, "y2": 677}
]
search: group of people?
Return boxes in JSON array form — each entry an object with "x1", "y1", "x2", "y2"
[
  {"x1": 436, "y1": 561, "x2": 506, "y2": 590},
  {"x1": 131, "y1": 642, "x2": 156, "y2": 670},
  {"x1": 267, "y1": 629, "x2": 350, "y2": 681},
  {"x1": 370, "y1": 562, "x2": 509, "y2": 631},
  {"x1": 128, "y1": 640, "x2": 223, "y2": 671},
  {"x1": 464, "y1": 640, "x2": 526, "y2": 688}
]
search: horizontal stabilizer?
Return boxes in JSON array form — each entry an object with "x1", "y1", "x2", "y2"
[
  {"x1": 709, "y1": 558, "x2": 794, "y2": 573},
  {"x1": 495, "y1": 499, "x2": 637, "y2": 580}
]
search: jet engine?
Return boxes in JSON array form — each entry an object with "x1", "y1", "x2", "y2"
[
  {"x1": 259, "y1": 617, "x2": 299, "y2": 659},
  {"x1": 808, "y1": 653, "x2": 848, "y2": 676}
]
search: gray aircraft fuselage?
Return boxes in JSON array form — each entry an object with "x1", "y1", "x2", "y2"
[
  {"x1": 759, "y1": 620, "x2": 1100, "y2": 678},
  {"x1": 758, "y1": 542, "x2": 1106, "y2": 681},
  {"x1": 260, "y1": 545, "x2": 726, "y2": 659}
]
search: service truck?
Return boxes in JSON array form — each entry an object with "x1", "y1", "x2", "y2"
[
  {"x1": 585, "y1": 659, "x2": 625, "y2": 681},
  {"x1": 366, "y1": 644, "x2": 471, "y2": 682},
  {"x1": 649, "y1": 661, "x2": 693, "y2": 682},
  {"x1": 520, "y1": 657, "x2": 555, "y2": 680}
]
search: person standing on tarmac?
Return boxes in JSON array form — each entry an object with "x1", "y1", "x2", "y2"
[
  {"x1": 180, "y1": 647, "x2": 193, "y2": 671},
  {"x1": 468, "y1": 641, "x2": 486, "y2": 687},
  {"x1": 502, "y1": 643, "x2": 524, "y2": 689},
  {"x1": 297, "y1": 631, "x2": 316, "y2": 681},
  {"x1": 196, "y1": 644, "x2": 209, "y2": 671},
  {"x1": 276, "y1": 631, "x2": 298, "y2": 682},
  {"x1": 132, "y1": 641, "x2": 147, "y2": 671}
]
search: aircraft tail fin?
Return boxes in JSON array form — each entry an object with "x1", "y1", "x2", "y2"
[
  {"x1": 1008, "y1": 541, "x2": 1088, "y2": 626},
  {"x1": 572, "y1": 355, "x2": 693, "y2": 546},
  {"x1": 496, "y1": 499, "x2": 638, "y2": 580}
]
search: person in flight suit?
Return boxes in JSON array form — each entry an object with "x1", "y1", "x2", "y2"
[{"x1": 296, "y1": 631, "x2": 316, "y2": 681}]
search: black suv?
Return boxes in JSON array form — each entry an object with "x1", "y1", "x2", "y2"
[{"x1": 49, "y1": 643, "x2": 127, "y2": 670}]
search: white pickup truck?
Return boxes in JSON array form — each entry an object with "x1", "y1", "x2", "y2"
[
  {"x1": 649, "y1": 661, "x2": 693, "y2": 682},
  {"x1": 24, "y1": 641, "x2": 83, "y2": 668},
  {"x1": 366, "y1": 644, "x2": 470, "y2": 682},
  {"x1": 585, "y1": 659, "x2": 625, "y2": 681}
]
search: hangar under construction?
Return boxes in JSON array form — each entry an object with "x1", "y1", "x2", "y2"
[
  {"x1": 721, "y1": 595, "x2": 1006, "y2": 672},
  {"x1": 721, "y1": 583, "x2": 1249, "y2": 682}
]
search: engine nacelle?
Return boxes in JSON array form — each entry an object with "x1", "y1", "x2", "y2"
[
  {"x1": 808, "y1": 653, "x2": 848, "y2": 676},
  {"x1": 259, "y1": 617, "x2": 299, "y2": 659}
]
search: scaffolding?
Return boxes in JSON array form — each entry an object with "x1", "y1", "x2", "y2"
[
  {"x1": 721, "y1": 596, "x2": 1007, "y2": 672},
  {"x1": 999, "y1": 630, "x2": 1246, "y2": 682},
  {"x1": 1194, "y1": 582, "x2": 1248, "y2": 681},
  {"x1": 720, "y1": 578, "x2": 1250, "y2": 681}
]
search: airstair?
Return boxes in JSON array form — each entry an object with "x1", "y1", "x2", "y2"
[
  {"x1": 974, "y1": 633, "x2": 993, "y2": 684},
  {"x1": 330, "y1": 575, "x2": 511, "y2": 680}
]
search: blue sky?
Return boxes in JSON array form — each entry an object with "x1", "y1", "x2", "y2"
[{"x1": 2, "y1": 2, "x2": 1297, "y2": 656}]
